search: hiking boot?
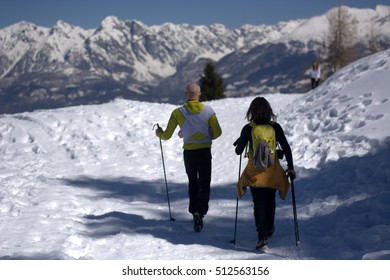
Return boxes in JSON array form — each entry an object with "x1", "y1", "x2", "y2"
[
  {"x1": 193, "y1": 213, "x2": 203, "y2": 232},
  {"x1": 256, "y1": 239, "x2": 268, "y2": 250}
]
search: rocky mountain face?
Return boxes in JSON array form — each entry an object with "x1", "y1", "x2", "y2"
[{"x1": 1, "y1": 5, "x2": 389, "y2": 114}]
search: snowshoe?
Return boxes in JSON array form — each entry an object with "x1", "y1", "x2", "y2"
[{"x1": 193, "y1": 213, "x2": 203, "y2": 232}]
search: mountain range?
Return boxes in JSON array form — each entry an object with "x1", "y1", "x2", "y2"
[{"x1": 1, "y1": 5, "x2": 390, "y2": 114}]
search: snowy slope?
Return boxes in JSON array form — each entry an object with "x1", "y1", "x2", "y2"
[{"x1": 0, "y1": 49, "x2": 389, "y2": 260}]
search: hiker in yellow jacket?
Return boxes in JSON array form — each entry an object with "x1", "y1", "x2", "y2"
[
  {"x1": 155, "y1": 82, "x2": 222, "y2": 232},
  {"x1": 234, "y1": 97, "x2": 296, "y2": 250}
]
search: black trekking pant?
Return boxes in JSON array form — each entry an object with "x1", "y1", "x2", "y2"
[
  {"x1": 250, "y1": 187, "x2": 276, "y2": 241},
  {"x1": 183, "y1": 148, "x2": 212, "y2": 217},
  {"x1": 311, "y1": 78, "x2": 319, "y2": 89}
]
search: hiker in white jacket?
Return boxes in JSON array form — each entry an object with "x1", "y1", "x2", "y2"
[{"x1": 310, "y1": 60, "x2": 321, "y2": 89}]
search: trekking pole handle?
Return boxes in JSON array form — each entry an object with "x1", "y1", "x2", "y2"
[{"x1": 153, "y1": 123, "x2": 161, "y2": 130}]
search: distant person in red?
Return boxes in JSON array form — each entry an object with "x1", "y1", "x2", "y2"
[{"x1": 310, "y1": 60, "x2": 321, "y2": 89}]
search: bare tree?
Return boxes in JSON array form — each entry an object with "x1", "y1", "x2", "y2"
[
  {"x1": 368, "y1": 21, "x2": 380, "y2": 54},
  {"x1": 327, "y1": 4, "x2": 358, "y2": 71}
]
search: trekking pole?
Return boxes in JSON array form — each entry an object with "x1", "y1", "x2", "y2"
[
  {"x1": 230, "y1": 153, "x2": 242, "y2": 245},
  {"x1": 290, "y1": 176, "x2": 300, "y2": 246},
  {"x1": 153, "y1": 123, "x2": 175, "y2": 221}
]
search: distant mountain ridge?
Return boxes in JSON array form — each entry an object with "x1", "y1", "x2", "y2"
[{"x1": 1, "y1": 5, "x2": 390, "y2": 114}]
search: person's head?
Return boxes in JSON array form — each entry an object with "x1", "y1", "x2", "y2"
[
  {"x1": 246, "y1": 97, "x2": 276, "y2": 123},
  {"x1": 312, "y1": 60, "x2": 319, "y2": 69},
  {"x1": 185, "y1": 83, "x2": 201, "y2": 100}
]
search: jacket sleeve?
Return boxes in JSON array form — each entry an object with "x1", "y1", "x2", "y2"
[
  {"x1": 157, "y1": 109, "x2": 181, "y2": 140},
  {"x1": 235, "y1": 124, "x2": 251, "y2": 155},
  {"x1": 273, "y1": 122, "x2": 294, "y2": 170},
  {"x1": 209, "y1": 114, "x2": 222, "y2": 140}
]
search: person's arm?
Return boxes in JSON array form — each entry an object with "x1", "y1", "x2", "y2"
[
  {"x1": 156, "y1": 109, "x2": 180, "y2": 140},
  {"x1": 274, "y1": 123, "x2": 293, "y2": 169},
  {"x1": 234, "y1": 124, "x2": 251, "y2": 155},
  {"x1": 209, "y1": 114, "x2": 222, "y2": 140},
  {"x1": 274, "y1": 122, "x2": 295, "y2": 178}
]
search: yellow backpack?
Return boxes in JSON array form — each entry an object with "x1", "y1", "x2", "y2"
[{"x1": 249, "y1": 122, "x2": 276, "y2": 170}]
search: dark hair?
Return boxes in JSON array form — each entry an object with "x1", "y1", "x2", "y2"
[
  {"x1": 312, "y1": 60, "x2": 319, "y2": 70},
  {"x1": 246, "y1": 97, "x2": 276, "y2": 123}
]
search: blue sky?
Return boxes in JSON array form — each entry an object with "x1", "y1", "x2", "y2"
[{"x1": 0, "y1": 0, "x2": 388, "y2": 29}]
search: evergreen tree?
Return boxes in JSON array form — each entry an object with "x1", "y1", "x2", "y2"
[{"x1": 199, "y1": 61, "x2": 225, "y2": 101}]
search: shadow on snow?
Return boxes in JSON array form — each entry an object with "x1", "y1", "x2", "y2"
[
  {"x1": 56, "y1": 138, "x2": 390, "y2": 259},
  {"x1": 60, "y1": 176, "x2": 259, "y2": 255}
]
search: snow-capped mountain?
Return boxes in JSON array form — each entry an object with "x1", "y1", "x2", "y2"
[{"x1": 0, "y1": 5, "x2": 389, "y2": 114}]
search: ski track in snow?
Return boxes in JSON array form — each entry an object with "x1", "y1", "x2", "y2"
[{"x1": 0, "y1": 49, "x2": 390, "y2": 260}]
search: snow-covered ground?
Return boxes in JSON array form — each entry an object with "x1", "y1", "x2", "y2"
[{"x1": 0, "y1": 49, "x2": 389, "y2": 260}]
